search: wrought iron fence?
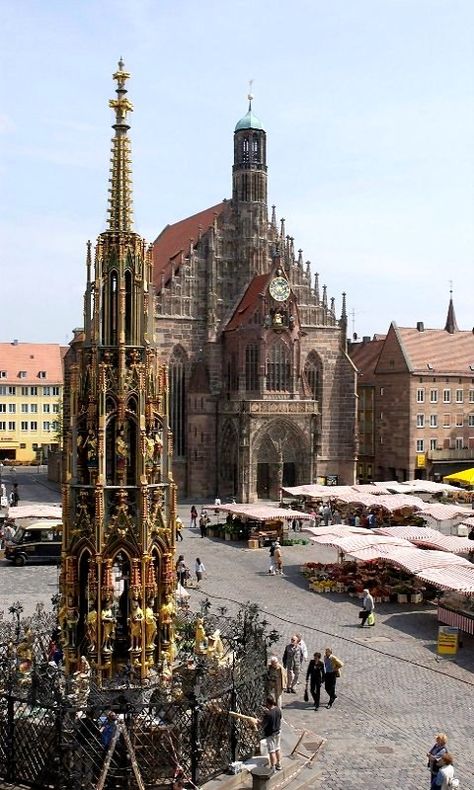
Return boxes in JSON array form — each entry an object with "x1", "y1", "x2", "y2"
[{"x1": 0, "y1": 600, "x2": 278, "y2": 789}]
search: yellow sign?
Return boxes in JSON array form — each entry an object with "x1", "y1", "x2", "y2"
[
  {"x1": 416, "y1": 453, "x2": 426, "y2": 468},
  {"x1": 437, "y1": 626, "x2": 459, "y2": 656}
]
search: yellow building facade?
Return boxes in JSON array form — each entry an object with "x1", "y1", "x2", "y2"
[{"x1": 0, "y1": 342, "x2": 64, "y2": 462}]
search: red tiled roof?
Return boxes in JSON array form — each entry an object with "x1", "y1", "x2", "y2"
[
  {"x1": 0, "y1": 343, "x2": 64, "y2": 384},
  {"x1": 397, "y1": 327, "x2": 474, "y2": 374},
  {"x1": 225, "y1": 273, "x2": 270, "y2": 331},
  {"x1": 349, "y1": 337, "x2": 385, "y2": 377},
  {"x1": 152, "y1": 202, "x2": 227, "y2": 288}
]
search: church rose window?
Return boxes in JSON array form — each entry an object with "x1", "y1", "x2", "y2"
[
  {"x1": 169, "y1": 348, "x2": 186, "y2": 457},
  {"x1": 266, "y1": 342, "x2": 290, "y2": 392}
]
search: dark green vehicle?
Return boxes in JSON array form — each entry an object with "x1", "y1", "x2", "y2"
[{"x1": 4, "y1": 520, "x2": 62, "y2": 566}]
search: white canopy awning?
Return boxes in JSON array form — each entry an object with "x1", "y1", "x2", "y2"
[{"x1": 213, "y1": 503, "x2": 313, "y2": 522}]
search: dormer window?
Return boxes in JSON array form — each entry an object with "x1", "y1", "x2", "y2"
[
  {"x1": 38, "y1": 371, "x2": 47, "y2": 379},
  {"x1": 0, "y1": 371, "x2": 6, "y2": 378},
  {"x1": 19, "y1": 371, "x2": 27, "y2": 378}
]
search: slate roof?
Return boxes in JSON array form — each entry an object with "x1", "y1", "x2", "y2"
[
  {"x1": 0, "y1": 343, "x2": 64, "y2": 384},
  {"x1": 152, "y1": 202, "x2": 226, "y2": 288}
]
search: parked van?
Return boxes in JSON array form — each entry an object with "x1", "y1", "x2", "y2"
[{"x1": 4, "y1": 519, "x2": 62, "y2": 566}]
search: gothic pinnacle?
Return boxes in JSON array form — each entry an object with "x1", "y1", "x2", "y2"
[{"x1": 107, "y1": 58, "x2": 134, "y2": 233}]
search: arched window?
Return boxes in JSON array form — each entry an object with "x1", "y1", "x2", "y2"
[
  {"x1": 245, "y1": 344, "x2": 259, "y2": 391},
  {"x1": 125, "y1": 270, "x2": 133, "y2": 344},
  {"x1": 241, "y1": 137, "x2": 249, "y2": 164},
  {"x1": 266, "y1": 343, "x2": 291, "y2": 392},
  {"x1": 252, "y1": 134, "x2": 259, "y2": 163},
  {"x1": 304, "y1": 352, "x2": 322, "y2": 401},
  {"x1": 169, "y1": 347, "x2": 187, "y2": 457},
  {"x1": 108, "y1": 271, "x2": 118, "y2": 345}
]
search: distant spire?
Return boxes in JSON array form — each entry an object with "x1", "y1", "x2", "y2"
[
  {"x1": 280, "y1": 218, "x2": 286, "y2": 239},
  {"x1": 305, "y1": 260, "x2": 311, "y2": 279},
  {"x1": 298, "y1": 249, "x2": 304, "y2": 268},
  {"x1": 248, "y1": 78, "x2": 254, "y2": 111},
  {"x1": 271, "y1": 205, "x2": 277, "y2": 230},
  {"x1": 444, "y1": 285, "x2": 459, "y2": 334},
  {"x1": 107, "y1": 58, "x2": 134, "y2": 233},
  {"x1": 314, "y1": 272, "x2": 320, "y2": 302},
  {"x1": 289, "y1": 237, "x2": 295, "y2": 260},
  {"x1": 340, "y1": 292, "x2": 347, "y2": 321},
  {"x1": 322, "y1": 285, "x2": 328, "y2": 308}
]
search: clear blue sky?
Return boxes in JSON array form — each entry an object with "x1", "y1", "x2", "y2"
[{"x1": 1, "y1": 0, "x2": 473, "y2": 343}]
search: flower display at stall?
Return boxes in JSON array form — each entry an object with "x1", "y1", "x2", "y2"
[{"x1": 300, "y1": 560, "x2": 432, "y2": 603}]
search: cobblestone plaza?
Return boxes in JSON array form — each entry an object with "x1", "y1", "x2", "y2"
[{"x1": 1, "y1": 468, "x2": 473, "y2": 789}]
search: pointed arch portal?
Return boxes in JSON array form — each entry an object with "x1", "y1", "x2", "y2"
[{"x1": 253, "y1": 420, "x2": 309, "y2": 500}]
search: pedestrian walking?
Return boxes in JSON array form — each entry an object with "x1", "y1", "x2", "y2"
[
  {"x1": 359, "y1": 588, "x2": 375, "y2": 627},
  {"x1": 322, "y1": 503, "x2": 331, "y2": 526},
  {"x1": 427, "y1": 733, "x2": 448, "y2": 790},
  {"x1": 295, "y1": 633, "x2": 308, "y2": 663},
  {"x1": 199, "y1": 513, "x2": 208, "y2": 538},
  {"x1": 274, "y1": 541, "x2": 283, "y2": 575},
  {"x1": 435, "y1": 754, "x2": 457, "y2": 789},
  {"x1": 266, "y1": 656, "x2": 286, "y2": 709},
  {"x1": 305, "y1": 651, "x2": 325, "y2": 710},
  {"x1": 176, "y1": 517, "x2": 184, "y2": 541},
  {"x1": 10, "y1": 483, "x2": 19, "y2": 507},
  {"x1": 282, "y1": 635, "x2": 303, "y2": 693},
  {"x1": 323, "y1": 647, "x2": 343, "y2": 708},
  {"x1": 260, "y1": 696, "x2": 282, "y2": 773},
  {"x1": 190, "y1": 505, "x2": 198, "y2": 529},
  {"x1": 268, "y1": 541, "x2": 276, "y2": 575},
  {"x1": 176, "y1": 555, "x2": 188, "y2": 587},
  {"x1": 195, "y1": 557, "x2": 206, "y2": 584}
]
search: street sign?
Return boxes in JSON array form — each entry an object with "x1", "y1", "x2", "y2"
[{"x1": 437, "y1": 626, "x2": 459, "y2": 657}]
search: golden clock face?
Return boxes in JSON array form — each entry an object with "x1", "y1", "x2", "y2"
[{"x1": 269, "y1": 276, "x2": 290, "y2": 302}]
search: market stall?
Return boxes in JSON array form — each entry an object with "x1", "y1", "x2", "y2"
[
  {"x1": 211, "y1": 503, "x2": 313, "y2": 547},
  {"x1": 375, "y1": 526, "x2": 474, "y2": 555},
  {"x1": 301, "y1": 529, "x2": 474, "y2": 602}
]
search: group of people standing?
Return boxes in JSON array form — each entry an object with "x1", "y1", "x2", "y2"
[
  {"x1": 427, "y1": 733, "x2": 458, "y2": 789},
  {"x1": 175, "y1": 554, "x2": 207, "y2": 588},
  {"x1": 268, "y1": 635, "x2": 344, "y2": 712}
]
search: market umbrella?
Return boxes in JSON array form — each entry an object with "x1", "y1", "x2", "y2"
[{"x1": 443, "y1": 468, "x2": 474, "y2": 486}]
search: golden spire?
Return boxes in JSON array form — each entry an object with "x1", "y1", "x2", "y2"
[{"x1": 107, "y1": 58, "x2": 134, "y2": 233}]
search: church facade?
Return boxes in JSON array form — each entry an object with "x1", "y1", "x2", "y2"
[{"x1": 152, "y1": 100, "x2": 357, "y2": 501}]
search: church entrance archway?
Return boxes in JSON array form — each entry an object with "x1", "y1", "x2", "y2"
[
  {"x1": 257, "y1": 462, "x2": 270, "y2": 498},
  {"x1": 219, "y1": 421, "x2": 239, "y2": 498},
  {"x1": 252, "y1": 420, "x2": 308, "y2": 501}
]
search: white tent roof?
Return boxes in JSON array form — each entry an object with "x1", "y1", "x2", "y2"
[
  {"x1": 9, "y1": 503, "x2": 62, "y2": 521},
  {"x1": 213, "y1": 503, "x2": 313, "y2": 522},
  {"x1": 376, "y1": 526, "x2": 474, "y2": 554}
]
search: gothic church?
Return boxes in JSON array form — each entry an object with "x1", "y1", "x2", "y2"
[{"x1": 153, "y1": 98, "x2": 357, "y2": 501}]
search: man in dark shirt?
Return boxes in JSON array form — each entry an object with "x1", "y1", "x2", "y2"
[{"x1": 261, "y1": 696, "x2": 282, "y2": 772}]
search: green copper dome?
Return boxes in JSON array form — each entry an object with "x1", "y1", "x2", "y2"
[{"x1": 234, "y1": 108, "x2": 265, "y2": 132}]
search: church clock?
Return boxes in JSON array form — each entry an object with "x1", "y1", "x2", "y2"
[{"x1": 269, "y1": 276, "x2": 290, "y2": 302}]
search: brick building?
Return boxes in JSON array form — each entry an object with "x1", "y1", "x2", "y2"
[
  {"x1": 152, "y1": 99, "x2": 357, "y2": 501},
  {"x1": 350, "y1": 297, "x2": 474, "y2": 483},
  {"x1": 0, "y1": 341, "x2": 64, "y2": 463}
]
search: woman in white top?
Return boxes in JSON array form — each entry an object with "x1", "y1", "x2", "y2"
[
  {"x1": 195, "y1": 558, "x2": 206, "y2": 584},
  {"x1": 436, "y1": 753, "x2": 456, "y2": 789}
]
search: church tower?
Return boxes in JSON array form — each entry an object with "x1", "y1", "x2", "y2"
[
  {"x1": 232, "y1": 90, "x2": 269, "y2": 279},
  {"x1": 61, "y1": 61, "x2": 176, "y2": 681}
]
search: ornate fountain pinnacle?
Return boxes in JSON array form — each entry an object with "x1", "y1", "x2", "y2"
[{"x1": 107, "y1": 58, "x2": 134, "y2": 233}]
